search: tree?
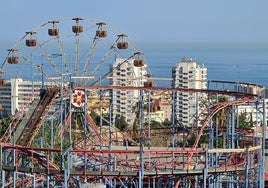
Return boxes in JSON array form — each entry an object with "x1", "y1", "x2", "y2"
[
  {"x1": 0, "y1": 116, "x2": 13, "y2": 137},
  {"x1": 236, "y1": 112, "x2": 253, "y2": 129},
  {"x1": 216, "y1": 96, "x2": 228, "y2": 130},
  {"x1": 3, "y1": 108, "x2": 8, "y2": 118},
  {"x1": 90, "y1": 111, "x2": 100, "y2": 125},
  {"x1": 162, "y1": 119, "x2": 172, "y2": 126},
  {"x1": 115, "y1": 114, "x2": 128, "y2": 131}
]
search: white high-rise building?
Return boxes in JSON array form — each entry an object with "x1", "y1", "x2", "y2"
[
  {"x1": 172, "y1": 58, "x2": 207, "y2": 127},
  {"x1": 110, "y1": 58, "x2": 148, "y2": 126},
  {"x1": 11, "y1": 78, "x2": 41, "y2": 115},
  {"x1": 0, "y1": 81, "x2": 12, "y2": 116},
  {"x1": 0, "y1": 78, "x2": 42, "y2": 116}
]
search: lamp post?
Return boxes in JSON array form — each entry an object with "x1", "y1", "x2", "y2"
[
  {"x1": 36, "y1": 64, "x2": 44, "y2": 88},
  {"x1": 51, "y1": 53, "x2": 72, "y2": 171},
  {"x1": 36, "y1": 63, "x2": 45, "y2": 101},
  {"x1": 51, "y1": 53, "x2": 64, "y2": 169}
]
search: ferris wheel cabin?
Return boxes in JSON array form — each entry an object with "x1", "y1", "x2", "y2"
[
  {"x1": 48, "y1": 20, "x2": 60, "y2": 36},
  {"x1": 25, "y1": 31, "x2": 37, "y2": 47}
]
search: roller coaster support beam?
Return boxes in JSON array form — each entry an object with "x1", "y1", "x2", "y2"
[
  {"x1": 171, "y1": 91, "x2": 176, "y2": 148},
  {"x1": 203, "y1": 151, "x2": 208, "y2": 188},
  {"x1": 99, "y1": 89, "x2": 103, "y2": 149},
  {"x1": 0, "y1": 144, "x2": 4, "y2": 188},
  {"x1": 245, "y1": 147, "x2": 249, "y2": 188},
  {"x1": 231, "y1": 104, "x2": 235, "y2": 149},
  {"x1": 108, "y1": 89, "x2": 114, "y2": 188},
  {"x1": 146, "y1": 90, "x2": 152, "y2": 188},
  {"x1": 260, "y1": 99, "x2": 266, "y2": 188},
  {"x1": 139, "y1": 89, "x2": 145, "y2": 188}
]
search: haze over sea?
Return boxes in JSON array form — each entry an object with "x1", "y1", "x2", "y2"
[
  {"x1": 139, "y1": 42, "x2": 268, "y2": 87},
  {"x1": 0, "y1": 42, "x2": 267, "y2": 87}
]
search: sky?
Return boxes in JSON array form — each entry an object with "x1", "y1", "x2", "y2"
[{"x1": 1, "y1": 0, "x2": 268, "y2": 44}]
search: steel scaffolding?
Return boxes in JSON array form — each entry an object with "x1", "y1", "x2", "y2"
[{"x1": 0, "y1": 80, "x2": 266, "y2": 188}]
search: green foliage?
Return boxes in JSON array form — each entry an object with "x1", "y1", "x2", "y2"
[
  {"x1": 32, "y1": 120, "x2": 59, "y2": 148},
  {"x1": 236, "y1": 112, "x2": 253, "y2": 129},
  {"x1": 150, "y1": 120, "x2": 160, "y2": 128},
  {"x1": 199, "y1": 134, "x2": 209, "y2": 145},
  {"x1": 90, "y1": 111, "x2": 100, "y2": 125},
  {"x1": 218, "y1": 96, "x2": 228, "y2": 102},
  {"x1": 216, "y1": 136, "x2": 224, "y2": 148},
  {"x1": 2, "y1": 108, "x2": 9, "y2": 118},
  {"x1": 0, "y1": 116, "x2": 13, "y2": 138},
  {"x1": 162, "y1": 119, "x2": 172, "y2": 126},
  {"x1": 115, "y1": 115, "x2": 128, "y2": 131},
  {"x1": 214, "y1": 96, "x2": 228, "y2": 129}
]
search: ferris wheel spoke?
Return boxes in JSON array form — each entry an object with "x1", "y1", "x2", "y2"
[
  {"x1": 38, "y1": 44, "x2": 62, "y2": 76},
  {"x1": 72, "y1": 17, "x2": 83, "y2": 77},
  {"x1": 16, "y1": 53, "x2": 34, "y2": 76},
  {"x1": 0, "y1": 33, "x2": 28, "y2": 70},
  {"x1": 90, "y1": 53, "x2": 137, "y2": 86},
  {"x1": 1, "y1": 17, "x2": 149, "y2": 87},
  {"x1": 74, "y1": 36, "x2": 80, "y2": 77},
  {"x1": 57, "y1": 37, "x2": 71, "y2": 73},
  {"x1": 90, "y1": 45, "x2": 116, "y2": 78},
  {"x1": 81, "y1": 23, "x2": 111, "y2": 80},
  {"x1": 82, "y1": 39, "x2": 98, "y2": 77}
]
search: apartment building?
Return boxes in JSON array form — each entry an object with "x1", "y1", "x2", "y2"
[
  {"x1": 171, "y1": 58, "x2": 207, "y2": 127},
  {"x1": 11, "y1": 78, "x2": 42, "y2": 115},
  {"x1": 149, "y1": 92, "x2": 172, "y2": 123},
  {"x1": 0, "y1": 81, "x2": 12, "y2": 116},
  {"x1": 110, "y1": 57, "x2": 148, "y2": 126},
  {"x1": 0, "y1": 78, "x2": 42, "y2": 116}
]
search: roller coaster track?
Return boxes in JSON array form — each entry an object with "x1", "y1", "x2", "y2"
[
  {"x1": 0, "y1": 84, "x2": 263, "y2": 187},
  {"x1": 175, "y1": 96, "x2": 256, "y2": 187},
  {"x1": 75, "y1": 86, "x2": 258, "y2": 98},
  {"x1": 56, "y1": 112, "x2": 103, "y2": 150},
  {"x1": 0, "y1": 89, "x2": 58, "y2": 146},
  {"x1": 1, "y1": 89, "x2": 60, "y2": 187},
  {"x1": 189, "y1": 97, "x2": 255, "y2": 167},
  {"x1": 85, "y1": 113, "x2": 102, "y2": 143},
  {"x1": 0, "y1": 99, "x2": 38, "y2": 144},
  {"x1": 0, "y1": 144, "x2": 260, "y2": 178},
  {"x1": 16, "y1": 89, "x2": 59, "y2": 146}
]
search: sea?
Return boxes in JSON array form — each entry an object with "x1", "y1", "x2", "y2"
[
  {"x1": 138, "y1": 42, "x2": 268, "y2": 87},
  {"x1": 1, "y1": 41, "x2": 268, "y2": 88}
]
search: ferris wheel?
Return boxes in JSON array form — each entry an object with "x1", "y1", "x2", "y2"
[{"x1": 0, "y1": 17, "x2": 149, "y2": 87}]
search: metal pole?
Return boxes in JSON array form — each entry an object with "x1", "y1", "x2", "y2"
[
  {"x1": 0, "y1": 145, "x2": 3, "y2": 188},
  {"x1": 203, "y1": 151, "x2": 208, "y2": 188},
  {"x1": 0, "y1": 145, "x2": 2, "y2": 171},
  {"x1": 46, "y1": 153, "x2": 50, "y2": 188},
  {"x1": 69, "y1": 74, "x2": 72, "y2": 146},
  {"x1": 171, "y1": 91, "x2": 176, "y2": 148},
  {"x1": 109, "y1": 89, "x2": 113, "y2": 188},
  {"x1": 31, "y1": 53, "x2": 34, "y2": 98},
  {"x1": 41, "y1": 63, "x2": 44, "y2": 89},
  {"x1": 57, "y1": 54, "x2": 64, "y2": 169},
  {"x1": 147, "y1": 91, "x2": 151, "y2": 188},
  {"x1": 148, "y1": 91, "x2": 151, "y2": 150},
  {"x1": 13, "y1": 149, "x2": 16, "y2": 188},
  {"x1": 50, "y1": 118, "x2": 54, "y2": 162},
  {"x1": 109, "y1": 89, "x2": 113, "y2": 150},
  {"x1": 51, "y1": 53, "x2": 64, "y2": 168},
  {"x1": 139, "y1": 90, "x2": 144, "y2": 188},
  {"x1": 260, "y1": 98, "x2": 266, "y2": 188},
  {"x1": 83, "y1": 88, "x2": 87, "y2": 181},
  {"x1": 231, "y1": 105, "x2": 235, "y2": 149},
  {"x1": 245, "y1": 148, "x2": 249, "y2": 187},
  {"x1": 99, "y1": 90, "x2": 103, "y2": 149}
]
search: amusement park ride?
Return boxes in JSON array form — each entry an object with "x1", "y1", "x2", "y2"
[{"x1": 0, "y1": 17, "x2": 266, "y2": 187}]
